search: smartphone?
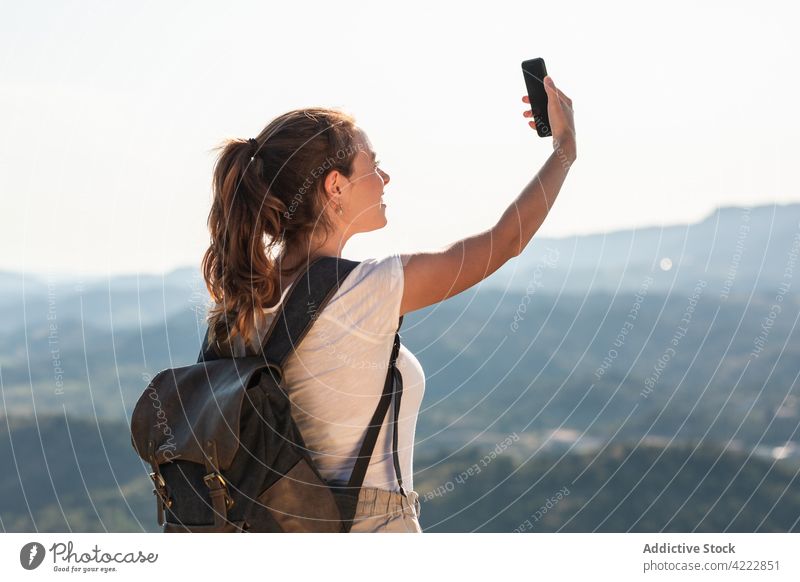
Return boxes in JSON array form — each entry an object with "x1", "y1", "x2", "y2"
[{"x1": 521, "y1": 57, "x2": 551, "y2": 137}]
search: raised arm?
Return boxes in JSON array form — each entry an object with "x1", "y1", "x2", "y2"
[{"x1": 399, "y1": 75, "x2": 576, "y2": 316}]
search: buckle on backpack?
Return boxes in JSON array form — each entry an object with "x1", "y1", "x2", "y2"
[
  {"x1": 150, "y1": 470, "x2": 165, "y2": 489},
  {"x1": 149, "y1": 471, "x2": 173, "y2": 508},
  {"x1": 204, "y1": 471, "x2": 235, "y2": 509},
  {"x1": 203, "y1": 471, "x2": 227, "y2": 488}
]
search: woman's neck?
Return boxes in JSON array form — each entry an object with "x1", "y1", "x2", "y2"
[{"x1": 279, "y1": 243, "x2": 343, "y2": 273}]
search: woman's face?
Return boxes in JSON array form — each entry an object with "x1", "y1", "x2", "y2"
[{"x1": 329, "y1": 127, "x2": 390, "y2": 232}]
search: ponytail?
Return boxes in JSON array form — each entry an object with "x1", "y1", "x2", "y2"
[{"x1": 201, "y1": 108, "x2": 359, "y2": 355}]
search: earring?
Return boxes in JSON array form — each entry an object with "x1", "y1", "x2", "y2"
[{"x1": 334, "y1": 186, "x2": 343, "y2": 215}]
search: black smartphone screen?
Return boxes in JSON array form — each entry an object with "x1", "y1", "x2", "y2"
[{"x1": 521, "y1": 58, "x2": 551, "y2": 137}]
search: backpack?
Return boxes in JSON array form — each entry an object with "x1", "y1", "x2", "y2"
[{"x1": 129, "y1": 256, "x2": 407, "y2": 532}]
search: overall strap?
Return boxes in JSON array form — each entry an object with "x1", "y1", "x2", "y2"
[
  {"x1": 346, "y1": 316, "x2": 406, "y2": 497},
  {"x1": 390, "y1": 330, "x2": 406, "y2": 496}
]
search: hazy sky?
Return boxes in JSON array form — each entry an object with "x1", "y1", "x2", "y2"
[{"x1": 2, "y1": 0, "x2": 798, "y2": 276}]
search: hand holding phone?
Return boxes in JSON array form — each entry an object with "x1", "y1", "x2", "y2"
[
  {"x1": 521, "y1": 58, "x2": 551, "y2": 137},
  {"x1": 521, "y1": 58, "x2": 576, "y2": 159}
]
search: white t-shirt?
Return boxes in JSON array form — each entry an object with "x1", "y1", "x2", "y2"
[{"x1": 255, "y1": 253, "x2": 426, "y2": 492}]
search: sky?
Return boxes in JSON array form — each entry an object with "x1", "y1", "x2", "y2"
[{"x1": 1, "y1": 0, "x2": 798, "y2": 277}]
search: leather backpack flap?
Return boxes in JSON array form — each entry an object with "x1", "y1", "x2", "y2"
[{"x1": 130, "y1": 356, "x2": 281, "y2": 469}]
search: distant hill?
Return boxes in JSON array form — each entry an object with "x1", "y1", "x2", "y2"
[
  {"x1": 413, "y1": 440, "x2": 800, "y2": 532},
  {"x1": 0, "y1": 414, "x2": 154, "y2": 532},
  {"x1": 1, "y1": 272, "x2": 798, "y2": 462},
  {"x1": 2, "y1": 201, "x2": 799, "y2": 532},
  {"x1": 492, "y1": 202, "x2": 800, "y2": 296},
  {"x1": 1, "y1": 202, "x2": 798, "y2": 330},
  {"x1": 405, "y1": 284, "x2": 800, "y2": 458},
  {"x1": 1, "y1": 413, "x2": 797, "y2": 532},
  {"x1": 0, "y1": 265, "x2": 204, "y2": 330}
]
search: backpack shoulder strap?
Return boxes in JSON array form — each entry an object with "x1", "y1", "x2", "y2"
[
  {"x1": 261, "y1": 256, "x2": 361, "y2": 367},
  {"x1": 345, "y1": 315, "x2": 406, "y2": 496},
  {"x1": 197, "y1": 256, "x2": 360, "y2": 363}
]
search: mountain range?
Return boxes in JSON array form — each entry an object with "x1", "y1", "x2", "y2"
[{"x1": 1, "y1": 202, "x2": 799, "y2": 531}]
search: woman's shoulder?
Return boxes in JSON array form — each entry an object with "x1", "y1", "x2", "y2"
[
  {"x1": 341, "y1": 253, "x2": 403, "y2": 288},
  {"x1": 321, "y1": 253, "x2": 404, "y2": 337},
  {"x1": 253, "y1": 253, "x2": 404, "y2": 344}
]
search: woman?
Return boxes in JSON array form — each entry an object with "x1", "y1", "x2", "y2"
[{"x1": 200, "y1": 75, "x2": 575, "y2": 532}]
